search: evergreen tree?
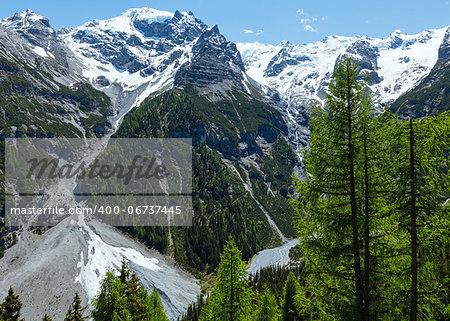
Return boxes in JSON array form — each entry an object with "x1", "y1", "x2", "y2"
[
  {"x1": 280, "y1": 272, "x2": 300, "y2": 321},
  {"x1": 42, "y1": 314, "x2": 52, "y2": 321},
  {"x1": 200, "y1": 236, "x2": 252, "y2": 321},
  {"x1": 64, "y1": 292, "x2": 87, "y2": 321},
  {"x1": 0, "y1": 287, "x2": 23, "y2": 321},
  {"x1": 91, "y1": 269, "x2": 128, "y2": 321},
  {"x1": 252, "y1": 286, "x2": 279, "y2": 321},
  {"x1": 292, "y1": 56, "x2": 372, "y2": 319},
  {"x1": 92, "y1": 263, "x2": 169, "y2": 321},
  {"x1": 147, "y1": 289, "x2": 169, "y2": 321},
  {"x1": 384, "y1": 112, "x2": 450, "y2": 320}
]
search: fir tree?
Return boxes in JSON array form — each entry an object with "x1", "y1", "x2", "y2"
[
  {"x1": 200, "y1": 236, "x2": 252, "y2": 320},
  {"x1": 0, "y1": 287, "x2": 23, "y2": 321},
  {"x1": 91, "y1": 269, "x2": 131, "y2": 321},
  {"x1": 92, "y1": 263, "x2": 169, "y2": 321},
  {"x1": 280, "y1": 272, "x2": 300, "y2": 321},
  {"x1": 147, "y1": 289, "x2": 169, "y2": 321},
  {"x1": 64, "y1": 292, "x2": 87, "y2": 321},
  {"x1": 42, "y1": 314, "x2": 52, "y2": 321},
  {"x1": 252, "y1": 286, "x2": 279, "y2": 321}
]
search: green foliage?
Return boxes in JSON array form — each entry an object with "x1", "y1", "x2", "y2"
[
  {"x1": 180, "y1": 295, "x2": 205, "y2": 321},
  {"x1": 183, "y1": 265, "x2": 306, "y2": 321},
  {"x1": 114, "y1": 88, "x2": 293, "y2": 273},
  {"x1": 91, "y1": 261, "x2": 168, "y2": 321},
  {"x1": 57, "y1": 83, "x2": 111, "y2": 113},
  {"x1": 250, "y1": 265, "x2": 304, "y2": 300},
  {"x1": 380, "y1": 111, "x2": 450, "y2": 320},
  {"x1": 64, "y1": 293, "x2": 88, "y2": 321},
  {"x1": 200, "y1": 236, "x2": 253, "y2": 321},
  {"x1": 252, "y1": 286, "x2": 280, "y2": 321},
  {"x1": 0, "y1": 287, "x2": 23, "y2": 321},
  {"x1": 41, "y1": 315, "x2": 52, "y2": 321},
  {"x1": 249, "y1": 138, "x2": 297, "y2": 237},
  {"x1": 292, "y1": 56, "x2": 376, "y2": 320},
  {"x1": 292, "y1": 56, "x2": 450, "y2": 320},
  {"x1": 280, "y1": 272, "x2": 300, "y2": 321}
]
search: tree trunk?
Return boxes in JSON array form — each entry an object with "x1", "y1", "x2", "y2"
[
  {"x1": 346, "y1": 67, "x2": 365, "y2": 320},
  {"x1": 409, "y1": 118, "x2": 418, "y2": 321},
  {"x1": 363, "y1": 135, "x2": 370, "y2": 321},
  {"x1": 229, "y1": 258, "x2": 234, "y2": 321}
]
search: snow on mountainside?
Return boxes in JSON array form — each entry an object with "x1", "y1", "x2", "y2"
[
  {"x1": 60, "y1": 7, "x2": 199, "y2": 123},
  {"x1": 237, "y1": 27, "x2": 449, "y2": 151},
  {"x1": 0, "y1": 7, "x2": 448, "y2": 318},
  {"x1": 0, "y1": 8, "x2": 255, "y2": 127},
  {"x1": 238, "y1": 28, "x2": 447, "y2": 106},
  {"x1": 59, "y1": 7, "x2": 253, "y2": 123}
]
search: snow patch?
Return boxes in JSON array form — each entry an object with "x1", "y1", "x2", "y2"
[{"x1": 75, "y1": 225, "x2": 160, "y2": 299}]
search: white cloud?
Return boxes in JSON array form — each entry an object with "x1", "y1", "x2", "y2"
[
  {"x1": 322, "y1": 16, "x2": 328, "y2": 21},
  {"x1": 243, "y1": 28, "x2": 263, "y2": 36},
  {"x1": 304, "y1": 25, "x2": 317, "y2": 32},
  {"x1": 298, "y1": 9, "x2": 320, "y2": 32},
  {"x1": 300, "y1": 17, "x2": 317, "y2": 24}
]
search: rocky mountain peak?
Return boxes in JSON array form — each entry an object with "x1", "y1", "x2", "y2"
[
  {"x1": 2, "y1": 9, "x2": 51, "y2": 29},
  {"x1": 0, "y1": 9, "x2": 56, "y2": 47},
  {"x1": 435, "y1": 27, "x2": 450, "y2": 67},
  {"x1": 391, "y1": 29, "x2": 407, "y2": 36}
]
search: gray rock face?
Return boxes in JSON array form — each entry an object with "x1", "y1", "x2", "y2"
[
  {"x1": 435, "y1": 27, "x2": 450, "y2": 68},
  {"x1": 174, "y1": 25, "x2": 247, "y2": 88},
  {"x1": 2, "y1": 10, "x2": 54, "y2": 47},
  {"x1": 265, "y1": 47, "x2": 311, "y2": 77},
  {"x1": 134, "y1": 10, "x2": 207, "y2": 44},
  {"x1": 1, "y1": 10, "x2": 70, "y2": 68},
  {"x1": 346, "y1": 40, "x2": 379, "y2": 70},
  {"x1": 65, "y1": 9, "x2": 207, "y2": 74},
  {"x1": 335, "y1": 40, "x2": 382, "y2": 84}
]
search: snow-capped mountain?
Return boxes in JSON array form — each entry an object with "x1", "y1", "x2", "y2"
[
  {"x1": 59, "y1": 7, "x2": 254, "y2": 122},
  {"x1": 0, "y1": 6, "x2": 449, "y2": 320},
  {"x1": 0, "y1": 8, "x2": 255, "y2": 128},
  {"x1": 237, "y1": 27, "x2": 449, "y2": 151}
]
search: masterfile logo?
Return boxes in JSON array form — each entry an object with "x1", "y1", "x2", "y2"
[{"x1": 5, "y1": 138, "x2": 192, "y2": 227}]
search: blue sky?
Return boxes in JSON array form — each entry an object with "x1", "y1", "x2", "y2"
[{"x1": 1, "y1": 1, "x2": 449, "y2": 44}]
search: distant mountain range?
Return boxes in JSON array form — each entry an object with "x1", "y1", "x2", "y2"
[{"x1": 238, "y1": 26, "x2": 449, "y2": 150}]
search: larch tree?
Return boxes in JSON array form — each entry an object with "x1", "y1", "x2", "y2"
[
  {"x1": 252, "y1": 286, "x2": 280, "y2": 321},
  {"x1": 200, "y1": 236, "x2": 252, "y2": 321},
  {"x1": 292, "y1": 56, "x2": 383, "y2": 320},
  {"x1": 385, "y1": 111, "x2": 450, "y2": 320}
]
